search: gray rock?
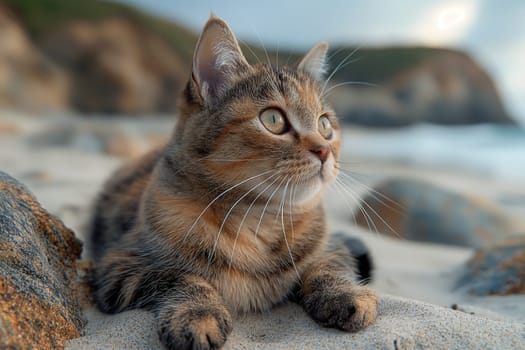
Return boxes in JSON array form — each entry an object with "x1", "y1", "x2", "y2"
[
  {"x1": 354, "y1": 178, "x2": 513, "y2": 248},
  {"x1": 0, "y1": 171, "x2": 84, "y2": 349},
  {"x1": 457, "y1": 236, "x2": 525, "y2": 295}
]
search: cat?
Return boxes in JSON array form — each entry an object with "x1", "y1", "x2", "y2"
[{"x1": 89, "y1": 15, "x2": 378, "y2": 350}]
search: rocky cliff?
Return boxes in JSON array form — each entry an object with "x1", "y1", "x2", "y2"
[
  {"x1": 0, "y1": 0, "x2": 516, "y2": 126},
  {"x1": 41, "y1": 17, "x2": 187, "y2": 113},
  {"x1": 0, "y1": 7, "x2": 69, "y2": 111},
  {"x1": 329, "y1": 48, "x2": 513, "y2": 126}
]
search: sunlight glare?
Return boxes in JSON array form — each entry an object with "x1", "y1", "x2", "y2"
[{"x1": 412, "y1": 1, "x2": 477, "y2": 45}]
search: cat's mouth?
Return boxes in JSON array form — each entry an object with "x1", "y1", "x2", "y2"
[
  {"x1": 298, "y1": 157, "x2": 337, "y2": 183},
  {"x1": 289, "y1": 161, "x2": 337, "y2": 201},
  {"x1": 318, "y1": 157, "x2": 337, "y2": 183}
]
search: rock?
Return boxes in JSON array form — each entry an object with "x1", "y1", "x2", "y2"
[
  {"x1": 329, "y1": 49, "x2": 515, "y2": 127},
  {"x1": 0, "y1": 119, "x2": 18, "y2": 135},
  {"x1": 41, "y1": 17, "x2": 187, "y2": 114},
  {"x1": 329, "y1": 86, "x2": 410, "y2": 127},
  {"x1": 354, "y1": 178, "x2": 513, "y2": 248},
  {"x1": 457, "y1": 236, "x2": 525, "y2": 295},
  {"x1": 28, "y1": 119, "x2": 168, "y2": 158},
  {"x1": 0, "y1": 6, "x2": 69, "y2": 111},
  {"x1": 0, "y1": 171, "x2": 84, "y2": 349}
]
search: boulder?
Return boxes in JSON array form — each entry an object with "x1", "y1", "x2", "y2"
[
  {"x1": 0, "y1": 171, "x2": 84, "y2": 349},
  {"x1": 354, "y1": 178, "x2": 513, "y2": 248},
  {"x1": 457, "y1": 236, "x2": 525, "y2": 295}
]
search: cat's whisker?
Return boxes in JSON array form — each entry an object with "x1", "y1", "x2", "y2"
[
  {"x1": 279, "y1": 178, "x2": 301, "y2": 282},
  {"x1": 333, "y1": 178, "x2": 380, "y2": 235},
  {"x1": 323, "y1": 81, "x2": 380, "y2": 98},
  {"x1": 239, "y1": 39, "x2": 262, "y2": 65},
  {"x1": 320, "y1": 56, "x2": 362, "y2": 95},
  {"x1": 336, "y1": 160, "x2": 373, "y2": 165},
  {"x1": 356, "y1": 193, "x2": 401, "y2": 238},
  {"x1": 321, "y1": 46, "x2": 361, "y2": 96},
  {"x1": 332, "y1": 179, "x2": 363, "y2": 222},
  {"x1": 335, "y1": 175, "x2": 402, "y2": 238},
  {"x1": 289, "y1": 181, "x2": 297, "y2": 243},
  {"x1": 285, "y1": 51, "x2": 294, "y2": 67},
  {"x1": 227, "y1": 174, "x2": 283, "y2": 270},
  {"x1": 206, "y1": 157, "x2": 275, "y2": 163},
  {"x1": 336, "y1": 169, "x2": 403, "y2": 212},
  {"x1": 252, "y1": 29, "x2": 271, "y2": 67},
  {"x1": 207, "y1": 171, "x2": 279, "y2": 268},
  {"x1": 334, "y1": 177, "x2": 377, "y2": 230},
  {"x1": 326, "y1": 46, "x2": 345, "y2": 62},
  {"x1": 254, "y1": 176, "x2": 287, "y2": 239},
  {"x1": 182, "y1": 169, "x2": 274, "y2": 244},
  {"x1": 275, "y1": 179, "x2": 290, "y2": 222}
]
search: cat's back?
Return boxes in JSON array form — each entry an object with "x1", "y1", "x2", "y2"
[{"x1": 89, "y1": 147, "x2": 164, "y2": 259}]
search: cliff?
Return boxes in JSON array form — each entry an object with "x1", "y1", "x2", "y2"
[
  {"x1": 0, "y1": 0, "x2": 516, "y2": 126},
  {"x1": 328, "y1": 48, "x2": 514, "y2": 126}
]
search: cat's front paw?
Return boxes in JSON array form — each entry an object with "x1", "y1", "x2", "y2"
[
  {"x1": 303, "y1": 285, "x2": 378, "y2": 332},
  {"x1": 158, "y1": 305, "x2": 233, "y2": 350}
]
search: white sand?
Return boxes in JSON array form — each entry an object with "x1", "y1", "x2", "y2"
[{"x1": 1, "y1": 111, "x2": 524, "y2": 349}]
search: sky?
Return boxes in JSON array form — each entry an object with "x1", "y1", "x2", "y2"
[{"x1": 118, "y1": 0, "x2": 525, "y2": 124}]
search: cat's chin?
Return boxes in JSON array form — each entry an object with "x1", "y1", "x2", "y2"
[
  {"x1": 291, "y1": 181, "x2": 323, "y2": 205},
  {"x1": 292, "y1": 171, "x2": 337, "y2": 206}
]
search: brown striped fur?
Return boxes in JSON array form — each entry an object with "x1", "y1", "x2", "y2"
[{"x1": 90, "y1": 16, "x2": 377, "y2": 350}]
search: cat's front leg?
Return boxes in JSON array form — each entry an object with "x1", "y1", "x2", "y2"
[
  {"x1": 93, "y1": 251, "x2": 232, "y2": 350},
  {"x1": 155, "y1": 274, "x2": 233, "y2": 350},
  {"x1": 297, "y1": 250, "x2": 378, "y2": 332}
]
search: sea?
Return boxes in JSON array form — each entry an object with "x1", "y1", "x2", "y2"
[{"x1": 341, "y1": 124, "x2": 525, "y2": 181}]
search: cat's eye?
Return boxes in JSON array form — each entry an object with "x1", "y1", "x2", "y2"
[
  {"x1": 259, "y1": 108, "x2": 287, "y2": 134},
  {"x1": 318, "y1": 115, "x2": 333, "y2": 139}
]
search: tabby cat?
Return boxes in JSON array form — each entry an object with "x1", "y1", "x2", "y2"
[{"x1": 90, "y1": 15, "x2": 378, "y2": 350}]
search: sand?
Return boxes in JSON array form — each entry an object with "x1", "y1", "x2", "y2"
[
  {"x1": 1, "y1": 111, "x2": 524, "y2": 349},
  {"x1": 67, "y1": 295, "x2": 525, "y2": 350}
]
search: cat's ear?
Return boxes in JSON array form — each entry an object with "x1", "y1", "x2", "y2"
[
  {"x1": 192, "y1": 15, "x2": 250, "y2": 103},
  {"x1": 298, "y1": 41, "x2": 329, "y2": 81}
]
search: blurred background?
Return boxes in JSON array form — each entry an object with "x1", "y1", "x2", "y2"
[
  {"x1": 0, "y1": 0, "x2": 524, "y2": 247},
  {"x1": 1, "y1": 0, "x2": 525, "y2": 322}
]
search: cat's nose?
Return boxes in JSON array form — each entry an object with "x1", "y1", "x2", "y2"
[{"x1": 310, "y1": 145, "x2": 330, "y2": 163}]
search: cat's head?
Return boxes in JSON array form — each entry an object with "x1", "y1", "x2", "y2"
[{"x1": 173, "y1": 16, "x2": 340, "y2": 206}]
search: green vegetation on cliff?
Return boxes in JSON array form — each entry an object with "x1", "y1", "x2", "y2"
[
  {"x1": 1, "y1": 0, "x2": 513, "y2": 125},
  {"x1": 3, "y1": 0, "x2": 197, "y2": 62},
  {"x1": 5, "y1": 0, "x2": 447, "y2": 83}
]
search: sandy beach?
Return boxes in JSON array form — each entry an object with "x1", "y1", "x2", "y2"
[{"x1": 1, "y1": 111, "x2": 524, "y2": 349}]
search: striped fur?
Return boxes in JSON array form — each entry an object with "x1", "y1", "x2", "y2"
[{"x1": 90, "y1": 16, "x2": 377, "y2": 350}]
